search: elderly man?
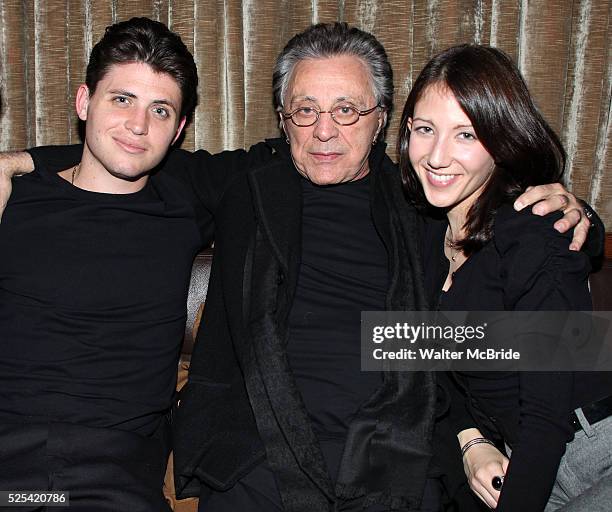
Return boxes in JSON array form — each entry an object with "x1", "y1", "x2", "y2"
[{"x1": 0, "y1": 22, "x2": 598, "y2": 512}]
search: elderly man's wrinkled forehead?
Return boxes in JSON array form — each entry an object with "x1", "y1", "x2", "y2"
[{"x1": 283, "y1": 55, "x2": 378, "y2": 107}]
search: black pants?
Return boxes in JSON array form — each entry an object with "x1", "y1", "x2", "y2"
[
  {"x1": 0, "y1": 421, "x2": 171, "y2": 512},
  {"x1": 198, "y1": 462, "x2": 442, "y2": 512}
]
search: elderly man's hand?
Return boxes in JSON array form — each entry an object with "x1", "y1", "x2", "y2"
[
  {"x1": 513, "y1": 183, "x2": 590, "y2": 251},
  {"x1": 0, "y1": 151, "x2": 35, "y2": 222}
]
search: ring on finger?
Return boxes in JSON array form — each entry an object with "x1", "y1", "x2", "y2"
[
  {"x1": 582, "y1": 206, "x2": 595, "y2": 226},
  {"x1": 492, "y1": 475, "x2": 504, "y2": 491}
]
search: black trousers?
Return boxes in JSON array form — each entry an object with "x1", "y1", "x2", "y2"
[
  {"x1": 198, "y1": 462, "x2": 443, "y2": 512},
  {"x1": 0, "y1": 421, "x2": 171, "y2": 512}
]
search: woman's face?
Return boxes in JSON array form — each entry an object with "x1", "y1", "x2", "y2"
[{"x1": 407, "y1": 85, "x2": 495, "y2": 217}]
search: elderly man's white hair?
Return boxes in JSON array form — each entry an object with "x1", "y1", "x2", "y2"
[{"x1": 272, "y1": 22, "x2": 393, "y2": 127}]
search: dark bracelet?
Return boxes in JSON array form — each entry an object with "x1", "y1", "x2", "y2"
[{"x1": 461, "y1": 437, "x2": 494, "y2": 457}]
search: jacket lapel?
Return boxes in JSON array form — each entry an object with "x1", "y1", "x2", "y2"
[
  {"x1": 247, "y1": 143, "x2": 301, "y2": 275},
  {"x1": 245, "y1": 149, "x2": 336, "y2": 504}
]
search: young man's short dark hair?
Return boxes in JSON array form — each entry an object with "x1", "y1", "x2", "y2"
[{"x1": 86, "y1": 17, "x2": 198, "y2": 118}]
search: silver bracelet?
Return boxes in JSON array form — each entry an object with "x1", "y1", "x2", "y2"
[{"x1": 461, "y1": 437, "x2": 494, "y2": 457}]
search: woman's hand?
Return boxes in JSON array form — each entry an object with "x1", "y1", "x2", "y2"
[
  {"x1": 463, "y1": 440, "x2": 509, "y2": 509},
  {"x1": 458, "y1": 428, "x2": 510, "y2": 509}
]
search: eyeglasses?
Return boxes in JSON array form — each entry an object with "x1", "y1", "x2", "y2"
[{"x1": 282, "y1": 104, "x2": 382, "y2": 127}]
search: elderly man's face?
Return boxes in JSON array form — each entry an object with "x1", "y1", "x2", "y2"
[{"x1": 281, "y1": 55, "x2": 385, "y2": 185}]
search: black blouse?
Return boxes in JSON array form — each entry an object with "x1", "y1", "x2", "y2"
[{"x1": 423, "y1": 203, "x2": 612, "y2": 512}]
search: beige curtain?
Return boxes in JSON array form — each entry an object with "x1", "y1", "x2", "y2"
[{"x1": 0, "y1": 1, "x2": 610, "y2": 224}]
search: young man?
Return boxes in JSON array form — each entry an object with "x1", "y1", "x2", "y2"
[{"x1": 0, "y1": 17, "x2": 201, "y2": 511}]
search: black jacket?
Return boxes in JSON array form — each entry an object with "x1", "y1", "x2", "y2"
[{"x1": 169, "y1": 139, "x2": 437, "y2": 511}]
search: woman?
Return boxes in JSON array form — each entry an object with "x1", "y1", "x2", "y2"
[{"x1": 398, "y1": 44, "x2": 612, "y2": 511}]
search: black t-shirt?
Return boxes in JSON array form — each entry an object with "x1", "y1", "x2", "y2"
[
  {"x1": 0, "y1": 164, "x2": 203, "y2": 436},
  {"x1": 287, "y1": 174, "x2": 387, "y2": 479}
]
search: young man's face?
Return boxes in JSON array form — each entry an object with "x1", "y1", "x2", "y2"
[{"x1": 76, "y1": 61, "x2": 186, "y2": 193}]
